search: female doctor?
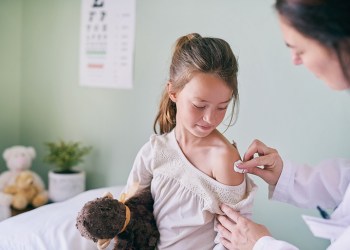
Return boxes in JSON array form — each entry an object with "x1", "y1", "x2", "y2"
[{"x1": 217, "y1": 0, "x2": 350, "y2": 249}]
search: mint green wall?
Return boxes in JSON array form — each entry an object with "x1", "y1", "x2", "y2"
[
  {"x1": 2, "y1": 0, "x2": 350, "y2": 249},
  {"x1": 0, "y1": 0, "x2": 21, "y2": 157}
]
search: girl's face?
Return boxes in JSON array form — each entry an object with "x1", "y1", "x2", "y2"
[
  {"x1": 169, "y1": 72, "x2": 233, "y2": 138},
  {"x1": 278, "y1": 15, "x2": 350, "y2": 90}
]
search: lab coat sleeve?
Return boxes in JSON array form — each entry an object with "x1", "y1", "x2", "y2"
[
  {"x1": 269, "y1": 158, "x2": 350, "y2": 209},
  {"x1": 253, "y1": 236, "x2": 299, "y2": 250},
  {"x1": 328, "y1": 225, "x2": 350, "y2": 250}
]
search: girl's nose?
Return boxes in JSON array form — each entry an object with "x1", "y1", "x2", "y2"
[{"x1": 203, "y1": 110, "x2": 216, "y2": 124}]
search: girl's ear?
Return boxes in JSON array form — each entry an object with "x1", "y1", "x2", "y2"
[{"x1": 167, "y1": 82, "x2": 177, "y2": 102}]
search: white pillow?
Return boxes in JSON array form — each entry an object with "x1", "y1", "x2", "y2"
[{"x1": 0, "y1": 185, "x2": 124, "y2": 250}]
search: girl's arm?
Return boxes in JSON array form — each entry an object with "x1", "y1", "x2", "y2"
[
  {"x1": 212, "y1": 142, "x2": 244, "y2": 186},
  {"x1": 123, "y1": 141, "x2": 154, "y2": 194}
]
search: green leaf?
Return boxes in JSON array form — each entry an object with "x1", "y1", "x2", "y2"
[{"x1": 43, "y1": 140, "x2": 92, "y2": 172}]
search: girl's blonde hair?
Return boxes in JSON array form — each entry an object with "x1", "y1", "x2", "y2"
[{"x1": 153, "y1": 33, "x2": 239, "y2": 134}]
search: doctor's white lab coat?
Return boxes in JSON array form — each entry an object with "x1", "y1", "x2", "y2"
[{"x1": 253, "y1": 158, "x2": 350, "y2": 250}]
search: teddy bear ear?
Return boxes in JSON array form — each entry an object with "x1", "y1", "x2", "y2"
[
  {"x1": 101, "y1": 192, "x2": 114, "y2": 199},
  {"x1": 27, "y1": 147, "x2": 36, "y2": 159},
  {"x1": 3, "y1": 148, "x2": 12, "y2": 161},
  {"x1": 3, "y1": 146, "x2": 36, "y2": 160}
]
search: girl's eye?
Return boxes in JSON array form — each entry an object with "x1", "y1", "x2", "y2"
[{"x1": 193, "y1": 104, "x2": 205, "y2": 109}]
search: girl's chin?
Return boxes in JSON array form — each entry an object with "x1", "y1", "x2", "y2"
[
  {"x1": 196, "y1": 124, "x2": 213, "y2": 131},
  {"x1": 328, "y1": 82, "x2": 350, "y2": 91},
  {"x1": 323, "y1": 75, "x2": 350, "y2": 90},
  {"x1": 193, "y1": 126, "x2": 214, "y2": 137}
]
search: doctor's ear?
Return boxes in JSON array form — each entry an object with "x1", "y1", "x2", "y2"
[{"x1": 167, "y1": 82, "x2": 177, "y2": 102}]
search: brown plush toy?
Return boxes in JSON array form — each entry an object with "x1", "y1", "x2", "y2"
[
  {"x1": 76, "y1": 186, "x2": 159, "y2": 250},
  {"x1": 3, "y1": 170, "x2": 48, "y2": 210}
]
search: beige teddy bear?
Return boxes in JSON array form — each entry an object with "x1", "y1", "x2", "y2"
[
  {"x1": 0, "y1": 146, "x2": 48, "y2": 212},
  {"x1": 3, "y1": 170, "x2": 48, "y2": 210}
]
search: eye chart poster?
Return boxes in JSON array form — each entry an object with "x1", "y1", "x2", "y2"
[{"x1": 79, "y1": 0, "x2": 135, "y2": 89}]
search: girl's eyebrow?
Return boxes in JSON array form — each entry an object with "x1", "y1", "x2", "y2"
[{"x1": 220, "y1": 98, "x2": 232, "y2": 104}]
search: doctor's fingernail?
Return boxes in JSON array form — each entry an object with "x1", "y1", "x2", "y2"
[{"x1": 233, "y1": 160, "x2": 245, "y2": 173}]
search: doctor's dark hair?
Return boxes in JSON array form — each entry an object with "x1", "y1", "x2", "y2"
[
  {"x1": 153, "y1": 33, "x2": 239, "y2": 135},
  {"x1": 274, "y1": 0, "x2": 350, "y2": 83}
]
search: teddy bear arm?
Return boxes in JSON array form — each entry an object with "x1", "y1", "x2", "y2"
[
  {"x1": 12, "y1": 193, "x2": 29, "y2": 210},
  {"x1": 3, "y1": 185, "x2": 18, "y2": 194},
  {"x1": 32, "y1": 192, "x2": 48, "y2": 207},
  {"x1": 142, "y1": 227, "x2": 159, "y2": 249},
  {"x1": 148, "y1": 231, "x2": 160, "y2": 247},
  {"x1": 116, "y1": 232, "x2": 135, "y2": 250},
  {"x1": 32, "y1": 173, "x2": 45, "y2": 190},
  {"x1": 0, "y1": 172, "x2": 14, "y2": 191}
]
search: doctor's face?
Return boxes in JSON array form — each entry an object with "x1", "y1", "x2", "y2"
[{"x1": 278, "y1": 15, "x2": 350, "y2": 91}]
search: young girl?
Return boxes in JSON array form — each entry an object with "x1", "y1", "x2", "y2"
[{"x1": 124, "y1": 33, "x2": 256, "y2": 249}]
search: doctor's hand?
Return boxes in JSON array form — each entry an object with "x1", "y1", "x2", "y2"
[
  {"x1": 217, "y1": 204, "x2": 271, "y2": 250},
  {"x1": 236, "y1": 139, "x2": 283, "y2": 186}
]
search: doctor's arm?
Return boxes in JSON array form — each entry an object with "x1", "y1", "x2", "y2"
[
  {"x1": 270, "y1": 158, "x2": 350, "y2": 209},
  {"x1": 328, "y1": 226, "x2": 350, "y2": 250},
  {"x1": 236, "y1": 140, "x2": 350, "y2": 209}
]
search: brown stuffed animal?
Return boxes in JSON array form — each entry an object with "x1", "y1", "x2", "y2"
[
  {"x1": 3, "y1": 170, "x2": 48, "y2": 210},
  {"x1": 76, "y1": 187, "x2": 159, "y2": 250}
]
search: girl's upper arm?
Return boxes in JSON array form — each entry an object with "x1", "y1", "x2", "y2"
[
  {"x1": 125, "y1": 142, "x2": 154, "y2": 191},
  {"x1": 213, "y1": 144, "x2": 244, "y2": 186}
]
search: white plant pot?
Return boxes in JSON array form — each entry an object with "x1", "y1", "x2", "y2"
[{"x1": 48, "y1": 170, "x2": 86, "y2": 202}]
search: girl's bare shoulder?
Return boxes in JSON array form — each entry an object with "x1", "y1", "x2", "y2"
[{"x1": 209, "y1": 132, "x2": 244, "y2": 186}]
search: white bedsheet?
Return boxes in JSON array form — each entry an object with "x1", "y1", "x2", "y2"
[{"x1": 0, "y1": 185, "x2": 124, "y2": 250}]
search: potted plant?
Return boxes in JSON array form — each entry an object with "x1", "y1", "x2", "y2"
[{"x1": 44, "y1": 140, "x2": 92, "y2": 202}]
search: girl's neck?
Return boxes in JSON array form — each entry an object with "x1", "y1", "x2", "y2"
[
  {"x1": 174, "y1": 126, "x2": 217, "y2": 150},
  {"x1": 174, "y1": 126, "x2": 201, "y2": 149}
]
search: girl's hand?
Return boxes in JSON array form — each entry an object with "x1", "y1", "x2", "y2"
[{"x1": 236, "y1": 139, "x2": 283, "y2": 186}]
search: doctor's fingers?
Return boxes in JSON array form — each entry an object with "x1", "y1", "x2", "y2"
[
  {"x1": 241, "y1": 147, "x2": 282, "y2": 171},
  {"x1": 217, "y1": 214, "x2": 235, "y2": 231},
  {"x1": 251, "y1": 165, "x2": 282, "y2": 186},
  {"x1": 219, "y1": 228, "x2": 245, "y2": 250},
  {"x1": 218, "y1": 206, "x2": 250, "y2": 230},
  {"x1": 217, "y1": 219, "x2": 233, "y2": 238},
  {"x1": 220, "y1": 204, "x2": 243, "y2": 223},
  {"x1": 243, "y1": 139, "x2": 277, "y2": 161},
  {"x1": 240, "y1": 154, "x2": 282, "y2": 186},
  {"x1": 220, "y1": 236, "x2": 237, "y2": 250},
  {"x1": 217, "y1": 220, "x2": 248, "y2": 250}
]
